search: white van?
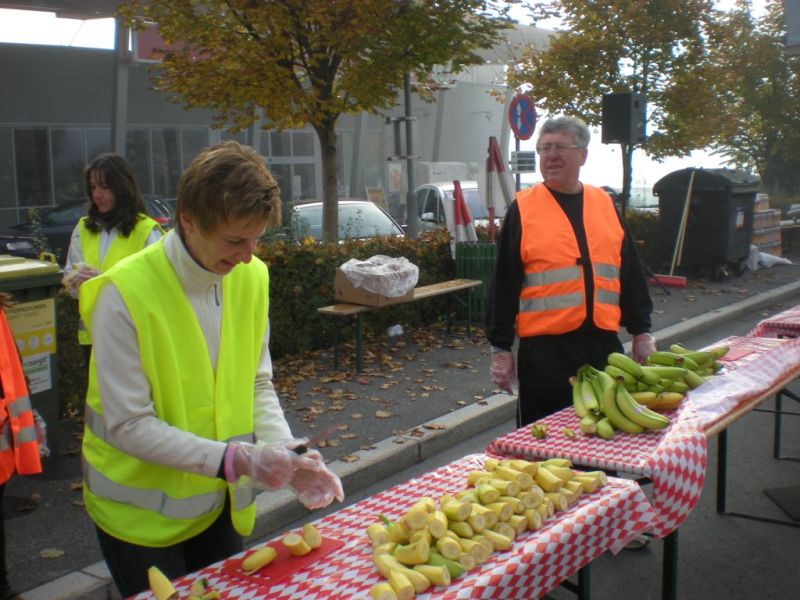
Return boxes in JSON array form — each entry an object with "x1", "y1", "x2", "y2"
[{"x1": 415, "y1": 181, "x2": 505, "y2": 234}]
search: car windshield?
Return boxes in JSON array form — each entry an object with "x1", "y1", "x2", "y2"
[
  {"x1": 293, "y1": 203, "x2": 401, "y2": 241},
  {"x1": 46, "y1": 202, "x2": 87, "y2": 225}
]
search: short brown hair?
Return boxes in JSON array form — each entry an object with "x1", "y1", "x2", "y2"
[{"x1": 176, "y1": 141, "x2": 281, "y2": 234}]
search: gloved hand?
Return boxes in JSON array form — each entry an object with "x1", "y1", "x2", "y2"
[
  {"x1": 632, "y1": 333, "x2": 657, "y2": 364},
  {"x1": 289, "y1": 450, "x2": 345, "y2": 510},
  {"x1": 490, "y1": 349, "x2": 517, "y2": 395},
  {"x1": 226, "y1": 441, "x2": 304, "y2": 490}
]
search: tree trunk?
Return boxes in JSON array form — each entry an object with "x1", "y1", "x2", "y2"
[{"x1": 315, "y1": 118, "x2": 339, "y2": 242}]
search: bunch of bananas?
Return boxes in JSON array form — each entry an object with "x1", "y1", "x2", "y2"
[
  {"x1": 366, "y1": 457, "x2": 607, "y2": 598},
  {"x1": 571, "y1": 361, "x2": 672, "y2": 439}
]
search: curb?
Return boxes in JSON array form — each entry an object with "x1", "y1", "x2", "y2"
[{"x1": 23, "y1": 279, "x2": 800, "y2": 599}]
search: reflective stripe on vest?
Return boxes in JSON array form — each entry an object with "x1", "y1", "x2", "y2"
[
  {"x1": 77, "y1": 215, "x2": 161, "y2": 345},
  {"x1": 516, "y1": 184, "x2": 623, "y2": 336},
  {"x1": 83, "y1": 406, "x2": 257, "y2": 513},
  {"x1": 80, "y1": 242, "x2": 267, "y2": 545},
  {"x1": 0, "y1": 311, "x2": 42, "y2": 482}
]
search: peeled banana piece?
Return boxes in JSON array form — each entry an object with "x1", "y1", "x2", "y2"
[{"x1": 147, "y1": 566, "x2": 178, "y2": 600}]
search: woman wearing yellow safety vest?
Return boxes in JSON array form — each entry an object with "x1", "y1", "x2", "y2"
[
  {"x1": 62, "y1": 153, "x2": 163, "y2": 363},
  {"x1": 78, "y1": 141, "x2": 343, "y2": 598}
]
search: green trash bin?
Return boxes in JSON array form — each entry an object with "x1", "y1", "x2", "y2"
[
  {"x1": 0, "y1": 254, "x2": 63, "y2": 451},
  {"x1": 455, "y1": 241, "x2": 497, "y2": 320}
]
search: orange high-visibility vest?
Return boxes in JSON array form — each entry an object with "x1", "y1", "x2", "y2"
[
  {"x1": 0, "y1": 310, "x2": 42, "y2": 484},
  {"x1": 516, "y1": 183, "x2": 623, "y2": 337}
]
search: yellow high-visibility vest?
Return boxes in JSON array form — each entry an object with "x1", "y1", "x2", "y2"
[{"x1": 80, "y1": 241, "x2": 268, "y2": 546}]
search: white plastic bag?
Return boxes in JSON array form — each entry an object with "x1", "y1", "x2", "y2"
[{"x1": 339, "y1": 255, "x2": 419, "y2": 297}]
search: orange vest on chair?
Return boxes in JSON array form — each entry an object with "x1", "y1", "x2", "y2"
[
  {"x1": 0, "y1": 311, "x2": 42, "y2": 484},
  {"x1": 516, "y1": 183, "x2": 623, "y2": 337}
]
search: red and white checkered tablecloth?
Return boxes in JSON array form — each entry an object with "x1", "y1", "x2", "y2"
[
  {"x1": 690, "y1": 335, "x2": 800, "y2": 432},
  {"x1": 486, "y1": 401, "x2": 707, "y2": 540},
  {"x1": 130, "y1": 454, "x2": 657, "y2": 600},
  {"x1": 749, "y1": 303, "x2": 800, "y2": 338}
]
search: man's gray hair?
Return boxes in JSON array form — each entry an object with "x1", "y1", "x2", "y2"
[{"x1": 537, "y1": 116, "x2": 590, "y2": 148}]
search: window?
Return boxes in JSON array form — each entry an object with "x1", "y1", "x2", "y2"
[
  {"x1": 126, "y1": 128, "x2": 152, "y2": 195},
  {"x1": 181, "y1": 129, "x2": 207, "y2": 170},
  {"x1": 14, "y1": 128, "x2": 51, "y2": 207},
  {"x1": 151, "y1": 128, "x2": 182, "y2": 197},
  {"x1": 51, "y1": 128, "x2": 85, "y2": 204},
  {"x1": 0, "y1": 128, "x2": 15, "y2": 210}
]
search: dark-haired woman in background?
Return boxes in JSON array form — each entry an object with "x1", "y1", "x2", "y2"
[{"x1": 62, "y1": 153, "x2": 163, "y2": 361}]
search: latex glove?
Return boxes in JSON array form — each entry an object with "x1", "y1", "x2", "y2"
[
  {"x1": 490, "y1": 349, "x2": 517, "y2": 394},
  {"x1": 632, "y1": 333, "x2": 657, "y2": 364},
  {"x1": 289, "y1": 450, "x2": 344, "y2": 510},
  {"x1": 227, "y1": 441, "x2": 302, "y2": 490}
]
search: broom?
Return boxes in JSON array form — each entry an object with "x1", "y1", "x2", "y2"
[{"x1": 649, "y1": 170, "x2": 695, "y2": 289}]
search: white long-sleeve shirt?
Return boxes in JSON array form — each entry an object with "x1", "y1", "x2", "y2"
[
  {"x1": 65, "y1": 222, "x2": 162, "y2": 271},
  {"x1": 90, "y1": 229, "x2": 292, "y2": 479}
]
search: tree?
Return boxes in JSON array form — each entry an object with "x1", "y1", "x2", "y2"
[
  {"x1": 119, "y1": 0, "x2": 513, "y2": 241},
  {"x1": 507, "y1": 0, "x2": 720, "y2": 210},
  {"x1": 703, "y1": 0, "x2": 800, "y2": 204}
]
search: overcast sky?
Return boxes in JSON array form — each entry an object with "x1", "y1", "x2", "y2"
[{"x1": 0, "y1": 7, "x2": 735, "y2": 201}]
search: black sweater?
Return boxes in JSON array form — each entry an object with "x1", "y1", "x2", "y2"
[{"x1": 485, "y1": 186, "x2": 653, "y2": 351}]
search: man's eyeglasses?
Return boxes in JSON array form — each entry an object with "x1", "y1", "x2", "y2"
[{"x1": 536, "y1": 143, "x2": 583, "y2": 155}]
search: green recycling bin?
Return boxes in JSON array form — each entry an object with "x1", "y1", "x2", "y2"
[
  {"x1": 455, "y1": 241, "x2": 496, "y2": 320},
  {"x1": 0, "y1": 254, "x2": 63, "y2": 450}
]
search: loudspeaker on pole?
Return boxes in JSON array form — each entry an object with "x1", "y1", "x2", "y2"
[{"x1": 601, "y1": 93, "x2": 646, "y2": 144}]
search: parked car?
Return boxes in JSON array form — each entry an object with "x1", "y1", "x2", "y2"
[
  {"x1": 415, "y1": 181, "x2": 506, "y2": 234},
  {"x1": 1, "y1": 195, "x2": 174, "y2": 265},
  {"x1": 288, "y1": 199, "x2": 404, "y2": 242}
]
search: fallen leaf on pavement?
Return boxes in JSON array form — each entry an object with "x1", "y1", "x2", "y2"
[
  {"x1": 340, "y1": 455, "x2": 360, "y2": 462},
  {"x1": 72, "y1": 500, "x2": 84, "y2": 508},
  {"x1": 40, "y1": 548, "x2": 65, "y2": 559},
  {"x1": 375, "y1": 411, "x2": 393, "y2": 418},
  {"x1": 351, "y1": 413, "x2": 363, "y2": 419},
  {"x1": 423, "y1": 423, "x2": 446, "y2": 430},
  {"x1": 69, "y1": 481, "x2": 82, "y2": 491},
  {"x1": 340, "y1": 433, "x2": 357, "y2": 439}
]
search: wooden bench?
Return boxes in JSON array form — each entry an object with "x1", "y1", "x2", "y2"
[{"x1": 317, "y1": 278, "x2": 483, "y2": 372}]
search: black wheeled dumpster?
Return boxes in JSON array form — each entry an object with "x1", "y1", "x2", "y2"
[
  {"x1": 654, "y1": 168, "x2": 759, "y2": 277},
  {"x1": 0, "y1": 254, "x2": 63, "y2": 450}
]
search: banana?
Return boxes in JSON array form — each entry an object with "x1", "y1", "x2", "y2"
[
  {"x1": 413, "y1": 564, "x2": 452, "y2": 586},
  {"x1": 427, "y1": 550, "x2": 466, "y2": 578},
  {"x1": 630, "y1": 391, "x2": 658, "y2": 407},
  {"x1": 711, "y1": 345, "x2": 729, "y2": 359},
  {"x1": 607, "y1": 351, "x2": 644, "y2": 379},
  {"x1": 615, "y1": 384, "x2": 670, "y2": 430},
  {"x1": 668, "y1": 343, "x2": 692, "y2": 354},
  {"x1": 282, "y1": 532, "x2": 312, "y2": 557},
  {"x1": 601, "y1": 379, "x2": 645, "y2": 434},
  {"x1": 683, "y1": 369, "x2": 706, "y2": 389},
  {"x1": 642, "y1": 365, "x2": 688, "y2": 380},
  {"x1": 594, "y1": 367, "x2": 616, "y2": 392},
  {"x1": 653, "y1": 392, "x2": 684, "y2": 411},
  {"x1": 604, "y1": 364, "x2": 635, "y2": 385},
  {"x1": 148, "y1": 567, "x2": 178, "y2": 600},
  {"x1": 579, "y1": 377, "x2": 600, "y2": 415},
  {"x1": 646, "y1": 351, "x2": 687, "y2": 367},
  {"x1": 595, "y1": 418, "x2": 614, "y2": 439},
  {"x1": 242, "y1": 546, "x2": 278, "y2": 573},
  {"x1": 662, "y1": 379, "x2": 690, "y2": 394},
  {"x1": 571, "y1": 376, "x2": 588, "y2": 418},
  {"x1": 579, "y1": 414, "x2": 598, "y2": 434}
]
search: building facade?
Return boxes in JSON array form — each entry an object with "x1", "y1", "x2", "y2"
[{"x1": 0, "y1": 25, "x2": 549, "y2": 228}]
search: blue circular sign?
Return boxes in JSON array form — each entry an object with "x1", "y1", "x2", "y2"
[{"x1": 508, "y1": 94, "x2": 537, "y2": 140}]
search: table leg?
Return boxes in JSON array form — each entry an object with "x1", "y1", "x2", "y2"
[
  {"x1": 773, "y1": 391, "x2": 783, "y2": 459},
  {"x1": 662, "y1": 529, "x2": 679, "y2": 600},
  {"x1": 466, "y1": 289, "x2": 473, "y2": 337},
  {"x1": 578, "y1": 563, "x2": 591, "y2": 599},
  {"x1": 716, "y1": 429, "x2": 728, "y2": 514},
  {"x1": 446, "y1": 294, "x2": 452, "y2": 335},
  {"x1": 333, "y1": 320, "x2": 340, "y2": 370},
  {"x1": 356, "y1": 313, "x2": 364, "y2": 373}
]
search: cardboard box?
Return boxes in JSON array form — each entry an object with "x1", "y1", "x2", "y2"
[{"x1": 334, "y1": 268, "x2": 414, "y2": 307}]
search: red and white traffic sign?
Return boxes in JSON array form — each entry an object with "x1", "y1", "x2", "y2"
[{"x1": 508, "y1": 94, "x2": 537, "y2": 140}]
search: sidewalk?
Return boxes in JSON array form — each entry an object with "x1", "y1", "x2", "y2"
[{"x1": 8, "y1": 256, "x2": 800, "y2": 599}]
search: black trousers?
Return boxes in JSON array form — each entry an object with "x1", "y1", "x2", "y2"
[
  {"x1": 516, "y1": 331, "x2": 623, "y2": 426},
  {"x1": 96, "y1": 496, "x2": 243, "y2": 598}
]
